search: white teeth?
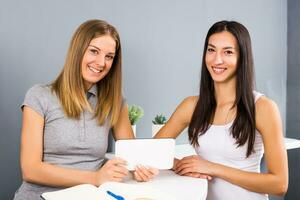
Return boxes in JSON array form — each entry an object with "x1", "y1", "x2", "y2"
[
  {"x1": 88, "y1": 66, "x2": 102, "y2": 73},
  {"x1": 212, "y1": 67, "x2": 226, "y2": 73}
]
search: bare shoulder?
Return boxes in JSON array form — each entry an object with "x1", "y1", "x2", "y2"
[
  {"x1": 255, "y1": 96, "x2": 279, "y2": 116},
  {"x1": 169, "y1": 96, "x2": 199, "y2": 126},
  {"x1": 181, "y1": 96, "x2": 199, "y2": 110},
  {"x1": 255, "y1": 96, "x2": 282, "y2": 135}
]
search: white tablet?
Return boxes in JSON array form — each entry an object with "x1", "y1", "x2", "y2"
[{"x1": 115, "y1": 138, "x2": 175, "y2": 170}]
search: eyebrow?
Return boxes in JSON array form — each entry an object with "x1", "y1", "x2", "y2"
[
  {"x1": 88, "y1": 45, "x2": 115, "y2": 55},
  {"x1": 207, "y1": 44, "x2": 236, "y2": 50}
]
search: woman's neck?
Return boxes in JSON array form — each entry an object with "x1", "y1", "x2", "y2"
[
  {"x1": 84, "y1": 82, "x2": 93, "y2": 92},
  {"x1": 214, "y1": 78, "x2": 236, "y2": 106}
]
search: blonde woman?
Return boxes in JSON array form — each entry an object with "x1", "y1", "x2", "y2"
[{"x1": 14, "y1": 19, "x2": 157, "y2": 200}]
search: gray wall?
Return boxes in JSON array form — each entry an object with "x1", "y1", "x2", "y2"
[
  {"x1": 286, "y1": 0, "x2": 300, "y2": 199},
  {"x1": 0, "y1": 0, "x2": 287, "y2": 199}
]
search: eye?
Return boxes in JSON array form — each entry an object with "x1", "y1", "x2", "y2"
[
  {"x1": 89, "y1": 49, "x2": 98, "y2": 55},
  {"x1": 224, "y1": 50, "x2": 234, "y2": 55},
  {"x1": 207, "y1": 48, "x2": 215, "y2": 53},
  {"x1": 105, "y1": 55, "x2": 114, "y2": 60}
]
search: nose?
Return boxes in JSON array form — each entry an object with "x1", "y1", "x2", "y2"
[
  {"x1": 95, "y1": 55, "x2": 105, "y2": 67},
  {"x1": 213, "y1": 52, "x2": 223, "y2": 65}
]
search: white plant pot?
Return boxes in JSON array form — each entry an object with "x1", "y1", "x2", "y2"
[
  {"x1": 152, "y1": 124, "x2": 164, "y2": 137},
  {"x1": 131, "y1": 125, "x2": 136, "y2": 137}
]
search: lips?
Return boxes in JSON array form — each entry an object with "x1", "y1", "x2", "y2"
[
  {"x1": 212, "y1": 66, "x2": 227, "y2": 74},
  {"x1": 88, "y1": 66, "x2": 103, "y2": 73}
]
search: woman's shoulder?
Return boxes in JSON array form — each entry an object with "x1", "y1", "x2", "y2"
[
  {"x1": 22, "y1": 84, "x2": 54, "y2": 116},
  {"x1": 255, "y1": 95, "x2": 280, "y2": 127},
  {"x1": 171, "y1": 96, "x2": 198, "y2": 125},
  {"x1": 24, "y1": 84, "x2": 54, "y2": 103},
  {"x1": 255, "y1": 94, "x2": 278, "y2": 112},
  {"x1": 27, "y1": 84, "x2": 50, "y2": 91},
  {"x1": 255, "y1": 94, "x2": 283, "y2": 139},
  {"x1": 182, "y1": 96, "x2": 199, "y2": 106},
  {"x1": 178, "y1": 96, "x2": 199, "y2": 113}
]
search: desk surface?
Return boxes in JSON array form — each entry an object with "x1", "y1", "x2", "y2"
[
  {"x1": 284, "y1": 137, "x2": 300, "y2": 150},
  {"x1": 105, "y1": 152, "x2": 207, "y2": 200},
  {"x1": 106, "y1": 137, "x2": 300, "y2": 199},
  {"x1": 124, "y1": 170, "x2": 207, "y2": 200}
]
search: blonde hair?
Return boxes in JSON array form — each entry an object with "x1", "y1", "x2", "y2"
[{"x1": 51, "y1": 19, "x2": 122, "y2": 127}]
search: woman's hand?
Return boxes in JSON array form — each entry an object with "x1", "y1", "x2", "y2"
[
  {"x1": 95, "y1": 158, "x2": 129, "y2": 186},
  {"x1": 174, "y1": 155, "x2": 213, "y2": 180},
  {"x1": 172, "y1": 158, "x2": 180, "y2": 170},
  {"x1": 183, "y1": 172, "x2": 213, "y2": 180},
  {"x1": 133, "y1": 165, "x2": 159, "y2": 182}
]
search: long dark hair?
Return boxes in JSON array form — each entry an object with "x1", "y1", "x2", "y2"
[{"x1": 188, "y1": 21, "x2": 255, "y2": 157}]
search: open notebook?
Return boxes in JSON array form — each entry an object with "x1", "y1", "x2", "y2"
[{"x1": 41, "y1": 181, "x2": 175, "y2": 200}]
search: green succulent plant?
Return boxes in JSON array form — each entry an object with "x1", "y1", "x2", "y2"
[
  {"x1": 128, "y1": 105, "x2": 144, "y2": 125},
  {"x1": 152, "y1": 114, "x2": 167, "y2": 125}
]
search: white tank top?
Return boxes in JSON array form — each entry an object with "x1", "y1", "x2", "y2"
[{"x1": 195, "y1": 91, "x2": 268, "y2": 200}]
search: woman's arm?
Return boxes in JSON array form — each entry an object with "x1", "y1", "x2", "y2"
[
  {"x1": 155, "y1": 96, "x2": 198, "y2": 139},
  {"x1": 113, "y1": 96, "x2": 198, "y2": 140},
  {"x1": 20, "y1": 106, "x2": 128, "y2": 188},
  {"x1": 154, "y1": 96, "x2": 213, "y2": 180},
  {"x1": 112, "y1": 104, "x2": 135, "y2": 140},
  {"x1": 175, "y1": 97, "x2": 288, "y2": 196}
]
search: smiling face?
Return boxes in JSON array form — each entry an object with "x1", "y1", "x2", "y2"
[
  {"x1": 81, "y1": 35, "x2": 116, "y2": 90},
  {"x1": 205, "y1": 31, "x2": 239, "y2": 84}
]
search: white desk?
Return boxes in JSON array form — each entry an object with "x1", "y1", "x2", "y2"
[
  {"x1": 105, "y1": 152, "x2": 207, "y2": 200},
  {"x1": 105, "y1": 137, "x2": 300, "y2": 200},
  {"x1": 124, "y1": 170, "x2": 207, "y2": 200},
  {"x1": 284, "y1": 137, "x2": 300, "y2": 150}
]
